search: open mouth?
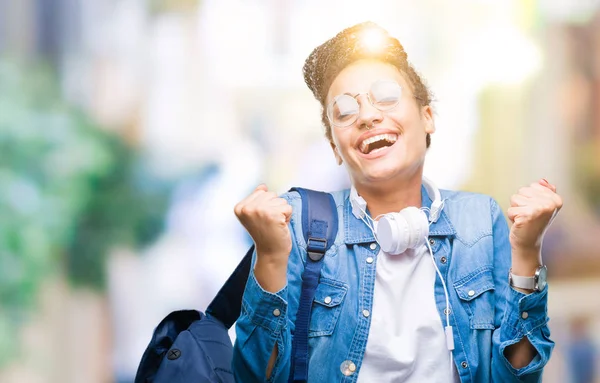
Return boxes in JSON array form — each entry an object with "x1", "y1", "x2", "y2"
[{"x1": 359, "y1": 133, "x2": 398, "y2": 155}]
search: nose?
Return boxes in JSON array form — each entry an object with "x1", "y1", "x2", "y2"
[{"x1": 355, "y1": 94, "x2": 383, "y2": 129}]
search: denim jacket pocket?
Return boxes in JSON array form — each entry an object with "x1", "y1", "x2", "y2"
[
  {"x1": 308, "y1": 279, "x2": 348, "y2": 337},
  {"x1": 454, "y1": 267, "x2": 496, "y2": 330}
]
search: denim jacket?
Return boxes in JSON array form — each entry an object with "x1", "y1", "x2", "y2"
[{"x1": 233, "y1": 187, "x2": 554, "y2": 382}]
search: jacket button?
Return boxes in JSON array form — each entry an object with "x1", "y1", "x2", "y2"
[
  {"x1": 273, "y1": 309, "x2": 281, "y2": 317},
  {"x1": 340, "y1": 360, "x2": 357, "y2": 376},
  {"x1": 440, "y1": 256, "x2": 447, "y2": 264},
  {"x1": 366, "y1": 257, "x2": 374, "y2": 264},
  {"x1": 369, "y1": 243, "x2": 377, "y2": 250},
  {"x1": 521, "y1": 311, "x2": 529, "y2": 319},
  {"x1": 461, "y1": 361, "x2": 468, "y2": 369},
  {"x1": 429, "y1": 238, "x2": 435, "y2": 245},
  {"x1": 362, "y1": 309, "x2": 370, "y2": 318},
  {"x1": 324, "y1": 296, "x2": 332, "y2": 304},
  {"x1": 167, "y1": 348, "x2": 181, "y2": 360},
  {"x1": 468, "y1": 290, "x2": 475, "y2": 297}
]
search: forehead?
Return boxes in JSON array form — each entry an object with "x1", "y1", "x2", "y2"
[{"x1": 326, "y1": 59, "x2": 407, "y2": 102}]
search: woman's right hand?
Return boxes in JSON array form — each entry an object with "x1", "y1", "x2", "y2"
[{"x1": 234, "y1": 184, "x2": 293, "y2": 264}]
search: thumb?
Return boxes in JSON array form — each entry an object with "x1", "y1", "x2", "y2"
[
  {"x1": 507, "y1": 207, "x2": 518, "y2": 223},
  {"x1": 284, "y1": 209, "x2": 292, "y2": 223}
]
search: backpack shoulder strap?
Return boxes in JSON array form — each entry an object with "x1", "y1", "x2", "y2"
[
  {"x1": 206, "y1": 187, "x2": 338, "y2": 352},
  {"x1": 288, "y1": 187, "x2": 338, "y2": 383},
  {"x1": 289, "y1": 187, "x2": 338, "y2": 261},
  {"x1": 205, "y1": 245, "x2": 254, "y2": 329}
]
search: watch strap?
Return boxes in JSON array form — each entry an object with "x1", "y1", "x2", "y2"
[{"x1": 510, "y1": 272, "x2": 536, "y2": 290}]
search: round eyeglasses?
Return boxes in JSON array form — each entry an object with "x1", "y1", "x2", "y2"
[{"x1": 327, "y1": 80, "x2": 403, "y2": 128}]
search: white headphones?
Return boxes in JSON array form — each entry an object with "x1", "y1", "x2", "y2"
[{"x1": 350, "y1": 177, "x2": 444, "y2": 255}]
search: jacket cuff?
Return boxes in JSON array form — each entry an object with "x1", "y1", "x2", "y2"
[
  {"x1": 498, "y1": 284, "x2": 550, "y2": 375},
  {"x1": 241, "y1": 270, "x2": 289, "y2": 335},
  {"x1": 503, "y1": 284, "x2": 549, "y2": 336}
]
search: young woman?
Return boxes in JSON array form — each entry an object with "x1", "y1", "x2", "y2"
[{"x1": 232, "y1": 22, "x2": 561, "y2": 382}]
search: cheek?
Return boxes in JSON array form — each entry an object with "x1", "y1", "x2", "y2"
[
  {"x1": 330, "y1": 134, "x2": 342, "y2": 154},
  {"x1": 388, "y1": 105, "x2": 414, "y2": 125},
  {"x1": 331, "y1": 130, "x2": 352, "y2": 152},
  {"x1": 390, "y1": 110, "x2": 427, "y2": 137}
]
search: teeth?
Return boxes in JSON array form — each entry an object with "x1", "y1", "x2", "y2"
[{"x1": 359, "y1": 134, "x2": 398, "y2": 153}]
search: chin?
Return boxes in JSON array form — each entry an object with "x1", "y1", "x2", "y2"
[
  {"x1": 362, "y1": 164, "x2": 406, "y2": 182},
  {"x1": 362, "y1": 156, "x2": 424, "y2": 183}
]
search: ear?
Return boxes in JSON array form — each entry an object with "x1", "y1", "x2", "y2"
[
  {"x1": 330, "y1": 141, "x2": 343, "y2": 165},
  {"x1": 422, "y1": 105, "x2": 435, "y2": 134}
]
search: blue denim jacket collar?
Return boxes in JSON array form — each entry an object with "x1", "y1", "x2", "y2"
[{"x1": 343, "y1": 185, "x2": 456, "y2": 245}]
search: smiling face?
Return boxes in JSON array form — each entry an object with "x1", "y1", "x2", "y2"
[{"x1": 326, "y1": 59, "x2": 435, "y2": 187}]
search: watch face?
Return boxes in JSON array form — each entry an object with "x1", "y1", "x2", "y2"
[{"x1": 536, "y1": 266, "x2": 548, "y2": 291}]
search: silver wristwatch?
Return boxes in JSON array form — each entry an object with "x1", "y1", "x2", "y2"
[{"x1": 509, "y1": 265, "x2": 548, "y2": 292}]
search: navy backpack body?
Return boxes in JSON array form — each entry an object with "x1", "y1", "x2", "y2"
[{"x1": 135, "y1": 188, "x2": 338, "y2": 383}]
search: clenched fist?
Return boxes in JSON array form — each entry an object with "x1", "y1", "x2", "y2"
[
  {"x1": 508, "y1": 179, "x2": 562, "y2": 253},
  {"x1": 234, "y1": 184, "x2": 293, "y2": 263}
]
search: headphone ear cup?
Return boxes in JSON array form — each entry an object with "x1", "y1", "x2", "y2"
[
  {"x1": 376, "y1": 213, "x2": 409, "y2": 255},
  {"x1": 376, "y1": 207, "x2": 430, "y2": 255},
  {"x1": 400, "y1": 207, "x2": 430, "y2": 249}
]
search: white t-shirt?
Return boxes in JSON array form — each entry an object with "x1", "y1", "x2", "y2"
[{"x1": 357, "y1": 245, "x2": 460, "y2": 382}]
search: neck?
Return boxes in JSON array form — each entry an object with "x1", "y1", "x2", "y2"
[{"x1": 353, "y1": 173, "x2": 423, "y2": 219}]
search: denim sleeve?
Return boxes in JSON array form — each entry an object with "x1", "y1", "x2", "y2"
[
  {"x1": 232, "y1": 264, "x2": 292, "y2": 383},
  {"x1": 232, "y1": 192, "x2": 304, "y2": 383},
  {"x1": 490, "y1": 199, "x2": 555, "y2": 382}
]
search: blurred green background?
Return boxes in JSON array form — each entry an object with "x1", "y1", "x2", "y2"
[{"x1": 1, "y1": 0, "x2": 599, "y2": 382}]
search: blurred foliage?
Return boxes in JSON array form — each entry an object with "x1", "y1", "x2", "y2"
[{"x1": 0, "y1": 59, "x2": 172, "y2": 365}]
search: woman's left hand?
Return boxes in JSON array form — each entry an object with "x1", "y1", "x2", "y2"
[{"x1": 507, "y1": 179, "x2": 563, "y2": 253}]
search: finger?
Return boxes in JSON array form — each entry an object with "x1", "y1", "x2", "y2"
[
  {"x1": 247, "y1": 184, "x2": 270, "y2": 202},
  {"x1": 507, "y1": 206, "x2": 531, "y2": 225},
  {"x1": 282, "y1": 204, "x2": 293, "y2": 223},
  {"x1": 244, "y1": 184, "x2": 271, "y2": 205},
  {"x1": 514, "y1": 195, "x2": 558, "y2": 220},
  {"x1": 263, "y1": 203, "x2": 292, "y2": 225},
  {"x1": 507, "y1": 205, "x2": 530, "y2": 217},
  {"x1": 507, "y1": 206, "x2": 529, "y2": 223},
  {"x1": 256, "y1": 183, "x2": 268, "y2": 192},
  {"x1": 552, "y1": 193, "x2": 563, "y2": 211},
  {"x1": 516, "y1": 186, "x2": 536, "y2": 198},
  {"x1": 271, "y1": 199, "x2": 292, "y2": 217},
  {"x1": 530, "y1": 182, "x2": 557, "y2": 197},
  {"x1": 507, "y1": 206, "x2": 518, "y2": 222},
  {"x1": 530, "y1": 182, "x2": 549, "y2": 193},
  {"x1": 544, "y1": 187, "x2": 563, "y2": 209},
  {"x1": 264, "y1": 198, "x2": 291, "y2": 220},
  {"x1": 548, "y1": 194, "x2": 562, "y2": 212},
  {"x1": 529, "y1": 184, "x2": 561, "y2": 206},
  {"x1": 539, "y1": 178, "x2": 557, "y2": 193},
  {"x1": 250, "y1": 183, "x2": 270, "y2": 198},
  {"x1": 253, "y1": 191, "x2": 280, "y2": 208},
  {"x1": 510, "y1": 193, "x2": 531, "y2": 207},
  {"x1": 234, "y1": 185, "x2": 271, "y2": 216},
  {"x1": 527, "y1": 183, "x2": 562, "y2": 211}
]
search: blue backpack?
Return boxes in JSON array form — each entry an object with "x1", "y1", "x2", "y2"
[{"x1": 134, "y1": 188, "x2": 338, "y2": 383}]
